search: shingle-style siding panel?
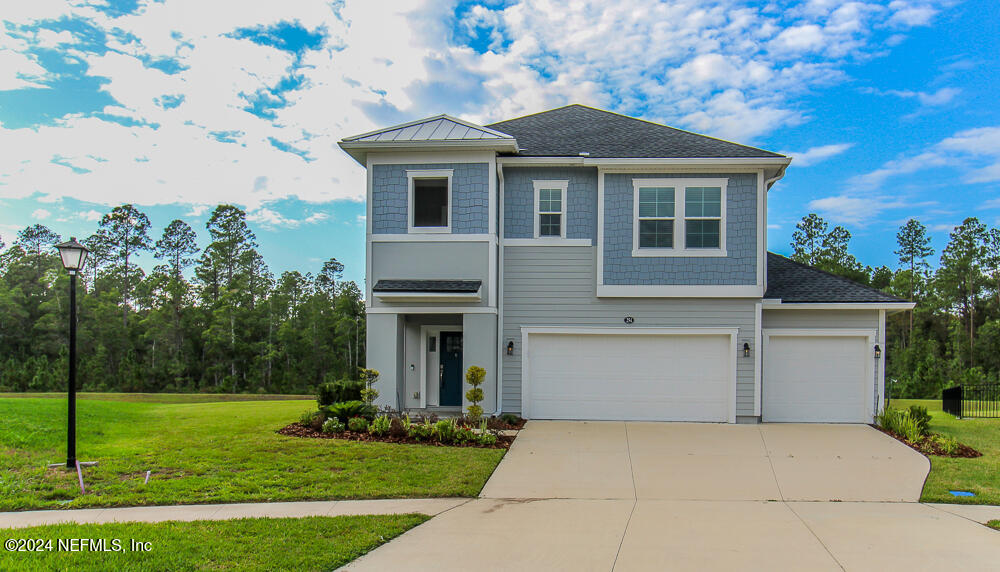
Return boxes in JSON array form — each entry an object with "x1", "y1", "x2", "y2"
[
  {"x1": 603, "y1": 172, "x2": 757, "y2": 285},
  {"x1": 502, "y1": 246, "x2": 758, "y2": 416},
  {"x1": 371, "y1": 163, "x2": 489, "y2": 234},
  {"x1": 502, "y1": 167, "x2": 598, "y2": 242}
]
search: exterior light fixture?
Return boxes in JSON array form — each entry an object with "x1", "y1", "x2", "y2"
[
  {"x1": 506, "y1": 341, "x2": 514, "y2": 356},
  {"x1": 743, "y1": 342, "x2": 751, "y2": 358},
  {"x1": 874, "y1": 344, "x2": 881, "y2": 359},
  {"x1": 54, "y1": 237, "x2": 89, "y2": 469}
]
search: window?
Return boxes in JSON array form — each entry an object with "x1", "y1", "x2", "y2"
[
  {"x1": 632, "y1": 178, "x2": 727, "y2": 256},
  {"x1": 684, "y1": 187, "x2": 722, "y2": 248},
  {"x1": 407, "y1": 169, "x2": 453, "y2": 233},
  {"x1": 637, "y1": 187, "x2": 675, "y2": 248},
  {"x1": 533, "y1": 180, "x2": 568, "y2": 238}
]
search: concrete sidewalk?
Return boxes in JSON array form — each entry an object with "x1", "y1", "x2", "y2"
[{"x1": 0, "y1": 498, "x2": 469, "y2": 529}]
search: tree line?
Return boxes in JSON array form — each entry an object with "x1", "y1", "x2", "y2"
[
  {"x1": 0, "y1": 204, "x2": 365, "y2": 394},
  {"x1": 790, "y1": 214, "x2": 1000, "y2": 398}
]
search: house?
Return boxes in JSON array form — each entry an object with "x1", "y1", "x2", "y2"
[{"x1": 338, "y1": 105, "x2": 912, "y2": 424}]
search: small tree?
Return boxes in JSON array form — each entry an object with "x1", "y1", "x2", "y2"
[
  {"x1": 359, "y1": 367, "x2": 380, "y2": 405},
  {"x1": 465, "y1": 365, "x2": 486, "y2": 422}
]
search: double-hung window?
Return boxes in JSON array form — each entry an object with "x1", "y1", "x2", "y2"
[
  {"x1": 533, "y1": 180, "x2": 568, "y2": 238},
  {"x1": 632, "y1": 178, "x2": 727, "y2": 256}
]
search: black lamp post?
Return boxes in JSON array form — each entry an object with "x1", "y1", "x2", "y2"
[{"x1": 55, "y1": 237, "x2": 89, "y2": 469}]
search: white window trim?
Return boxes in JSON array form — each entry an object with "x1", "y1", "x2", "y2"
[
  {"x1": 532, "y1": 180, "x2": 568, "y2": 239},
  {"x1": 407, "y1": 169, "x2": 453, "y2": 234},
  {"x1": 631, "y1": 178, "x2": 728, "y2": 257}
]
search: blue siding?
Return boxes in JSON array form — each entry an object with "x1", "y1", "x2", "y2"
[
  {"x1": 502, "y1": 167, "x2": 597, "y2": 242},
  {"x1": 603, "y1": 173, "x2": 757, "y2": 285},
  {"x1": 371, "y1": 163, "x2": 489, "y2": 234}
]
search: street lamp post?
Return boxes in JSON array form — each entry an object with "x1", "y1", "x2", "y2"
[{"x1": 55, "y1": 237, "x2": 89, "y2": 469}]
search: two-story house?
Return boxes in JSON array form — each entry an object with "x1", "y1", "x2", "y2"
[{"x1": 339, "y1": 105, "x2": 912, "y2": 424}]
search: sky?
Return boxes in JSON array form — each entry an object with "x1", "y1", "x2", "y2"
[{"x1": 1, "y1": 0, "x2": 998, "y2": 289}]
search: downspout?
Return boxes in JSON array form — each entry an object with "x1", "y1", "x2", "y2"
[{"x1": 494, "y1": 163, "x2": 505, "y2": 416}]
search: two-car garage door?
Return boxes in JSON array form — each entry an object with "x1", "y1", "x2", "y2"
[{"x1": 524, "y1": 331, "x2": 734, "y2": 422}]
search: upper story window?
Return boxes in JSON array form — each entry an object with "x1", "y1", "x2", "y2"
[
  {"x1": 407, "y1": 169, "x2": 453, "y2": 233},
  {"x1": 533, "y1": 180, "x2": 568, "y2": 239},
  {"x1": 632, "y1": 178, "x2": 727, "y2": 257}
]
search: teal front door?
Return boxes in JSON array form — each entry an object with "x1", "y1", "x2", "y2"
[{"x1": 439, "y1": 331, "x2": 463, "y2": 406}]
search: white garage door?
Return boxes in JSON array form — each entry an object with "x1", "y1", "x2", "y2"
[
  {"x1": 524, "y1": 332, "x2": 733, "y2": 422},
  {"x1": 763, "y1": 332, "x2": 873, "y2": 423}
]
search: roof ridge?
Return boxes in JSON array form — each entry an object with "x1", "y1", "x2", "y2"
[{"x1": 767, "y1": 251, "x2": 904, "y2": 302}]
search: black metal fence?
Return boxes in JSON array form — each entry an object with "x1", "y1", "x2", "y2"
[{"x1": 942, "y1": 384, "x2": 1000, "y2": 418}]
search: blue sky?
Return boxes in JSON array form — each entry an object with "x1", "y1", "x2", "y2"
[{"x1": 1, "y1": 0, "x2": 998, "y2": 288}]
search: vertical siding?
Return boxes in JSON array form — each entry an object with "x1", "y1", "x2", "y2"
[{"x1": 502, "y1": 246, "x2": 758, "y2": 416}]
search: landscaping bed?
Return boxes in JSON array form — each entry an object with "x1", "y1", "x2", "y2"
[
  {"x1": 872, "y1": 424, "x2": 982, "y2": 458},
  {"x1": 279, "y1": 421, "x2": 516, "y2": 449}
]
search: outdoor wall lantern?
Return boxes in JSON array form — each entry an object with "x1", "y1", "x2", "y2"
[
  {"x1": 506, "y1": 341, "x2": 514, "y2": 356},
  {"x1": 874, "y1": 344, "x2": 882, "y2": 359},
  {"x1": 54, "y1": 237, "x2": 89, "y2": 469},
  {"x1": 743, "y1": 342, "x2": 751, "y2": 358}
]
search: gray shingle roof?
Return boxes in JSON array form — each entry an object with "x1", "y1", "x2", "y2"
[
  {"x1": 765, "y1": 253, "x2": 904, "y2": 303},
  {"x1": 372, "y1": 279, "x2": 482, "y2": 293},
  {"x1": 485, "y1": 104, "x2": 784, "y2": 159}
]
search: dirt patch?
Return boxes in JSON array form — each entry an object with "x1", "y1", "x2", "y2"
[
  {"x1": 277, "y1": 423, "x2": 515, "y2": 449},
  {"x1": 871, "y1": 425, "x2": 982, "y2": 458}
]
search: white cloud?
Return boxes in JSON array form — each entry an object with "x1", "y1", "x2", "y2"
[
  {"x1": 980, "y1": 198, "x2": 1000, "y2": 210},
  {"x1": 806, "y1": 194, "x2": 912, "y2": 225},
  {"x1": 0, "y1": 0, "x2": 957, "y2": 211},
  {"x1": 781, "y1": 143, "x2": 853, "y2": 166},
  {"x1": 32, "y1": 208, "x2": 52, "y2": 220},
  {"x1": 247, "y1": 208, "x2": 331, "y2": 228},
  {"x1": 885, "y1": 86, "x2": 960, "y2": 106},
  {"x1": 78, "y1": 209, "x2": 103, "y2": 221}
]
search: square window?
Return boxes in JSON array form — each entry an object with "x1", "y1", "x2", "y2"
[
  {"x1": 638, "y1": 187, "x2": 674, "y2": 218},
  {"x1": 539, "y1": 188, "x2": 561, "y2": 213},
  {"x1": 639, "y1": 219, "x2": 673, "y2": 248},
  {"x1": 539, "y1": 213, "x2": 561, "y2": 237},
  {"x1": 413, "y1": 178, "x2": 448, "y2": 227},
  {"x1": 686, "y1": 220, "x2": 720, "y2": 248},
  {"x1": 685, "y1": 187, "x2": 721, "y2": 217}
]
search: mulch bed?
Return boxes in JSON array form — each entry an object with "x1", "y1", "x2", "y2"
[
  {"x1": 278, "y1": 423, "x2": 515, "y2": 449},
  {"x1": 871, "y1": 425, "x2": 982, "y2": 458}
]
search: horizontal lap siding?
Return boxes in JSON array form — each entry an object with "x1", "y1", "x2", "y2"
[{"x1": 502, "y1": 246, "x2": 757, "y2": 416}]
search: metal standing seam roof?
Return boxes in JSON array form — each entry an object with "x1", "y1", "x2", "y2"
[
  {"x1": 372, "y1": 279, "x2": 483, "y2": 293},
  {"x1": 342, "y1": 115, "x2": 514, "y2": 143},
  {"x1": 765, "y1": 252, "x2": 906, "y2": 303},
  {"x1": 485, "y1": 104, "x2": 785, "y2": 159}
]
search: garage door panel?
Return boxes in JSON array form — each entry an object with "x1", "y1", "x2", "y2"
[
  {"x1": 763, "y1": 334, "x2": 870, "y2": 423},
  {"x1": 526, "y1": 333, "x2": 732, "y2": 422}
]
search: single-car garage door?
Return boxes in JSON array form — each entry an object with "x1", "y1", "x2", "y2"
[
  {"x1": 763, "y1": 330, "x2": 874, "y2": 423},
  {"x1": 524, "y1": 331, "x2": 735, "y2": 422}
]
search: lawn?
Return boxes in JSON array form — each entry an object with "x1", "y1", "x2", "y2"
[
  {"x1": 0, "y1": 392, "x2": 312, "y2": 403},
  {"x1": 0, "y1": 514, "x2": 427, "y2": 571},
  {"x1": 0, "y1": 396, "x2": 505, "y2": 511},
  {"x1": 890, "y1": 398, "x2": 1000, "y2": 505}
]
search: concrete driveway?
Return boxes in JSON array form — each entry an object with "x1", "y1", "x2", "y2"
[{"x1": 345, "y1": 422, "x2": 1000, "y2": 571}]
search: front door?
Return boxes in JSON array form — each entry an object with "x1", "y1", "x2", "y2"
[{"x1": 439, "y1": 331, "x2": 463, "y2": 406}]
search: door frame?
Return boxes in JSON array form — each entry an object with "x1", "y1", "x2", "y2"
[
  {"x1": 520, "y1": 326, "x2": 739, "y2": 422},
  {"x1": 761, "y1": 328, "x2": 876, "y2": 423},
  {"x1": 419, "y1": 325, "x2": 463, "y2": 408}
]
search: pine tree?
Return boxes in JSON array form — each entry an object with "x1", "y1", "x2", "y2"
[{"x1": 97, "y1": 205, "x2": 153, "y2": 326}]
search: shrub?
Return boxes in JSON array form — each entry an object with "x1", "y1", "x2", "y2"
[
  {"x1": 316, "y1": 380, "x2": 363, "y2": 406},
  {"x1": 500, "y1": 413, "x2": 521, "y2": 426},
  {"x1": 388, "y1": 417, "x2": 406, "y2": 438},
  {"x1": 877, "y1": 408, "x2": 922, "y2": 443},
  {"x1": 453, "y1": 426, "x2": 475, "y2": 443},
  {"x1": 478, "y1": 432, "x2": 497, "y2": 446},
  {"x1": 347, "y1": 416, "x2": 370, "y2": 433},
  {"x1": 402, "y1": 414, "x2": 412, "y2": 432},
  {"x1": 370, "y1": 415, "x2": 391, "y2": 437},
  {"x1": 908, "y1": 405, "x2": 932, "y2": 437},
  {"x1": 327, "y1": 400, "x2": 376, "y2": 422},
  {"x1": 359, "y1": 368, "x2": 380, "y2": 405},
  {"x1": 435, "y1": 419, "x2": 459, "y2": 443},
  {"x1": 464, "y1": 365, "x2": 487, "y2": 423},
  {"x1": 300, "y1": 409, "x2": 318, "y2": 426},
  {"x1": 929, "y1": 434, "x2": 959, "y2": 455},
  {"x1": 408, "y1": 419, "x2": 435, "y2": 441},
  {"x1": 322, "y1": 418, "x2": 345, "y2": 434}
]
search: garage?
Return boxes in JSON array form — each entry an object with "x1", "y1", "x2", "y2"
[
  {"x1": 762, "y1": 330, "x2": 875, "y2": 423},
  {"x1": 522, "y1": 329, "x2": 736, "y2": 422}
]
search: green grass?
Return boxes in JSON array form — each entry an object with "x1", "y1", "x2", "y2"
[
  {"x1": 0, "y1": 392, "x2": 312, "y2": 403},
  {"x1": 0, "y1": 397, "x2": 505, "y2": 511},
  {"x1": 0, "y1": 514, "x2": 427, "y2": 571},
  {"x1": 890, "y1": 399, "x2": 1000, "y2": 505},
  {"x1": 988, "y1": 520, "x2": 999, "y2": 531}
]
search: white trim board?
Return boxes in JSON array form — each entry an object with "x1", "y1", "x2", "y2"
[
  {"x1": 503, "y1": 238, "x2": 591, "y2": 247},
  {"x1": 374, "y1": 291, "x2": 482, "y2": 303},
  {"x1": 762, "y1": 301, "x2": 915, "y2": 311},
  {"x1": 519, "y1": 326, "x2": 739, "y2": 423},
  {"x1": 367, "y1": 306, "x2": 498, "y2": 314},
  {"x1": 371, "y1": 234, "x2": 493, "y2": 243},
  {"x1": 630, "y1": 177, "x2": 729, "y2": 258},
  {"x1": 596, "y1": 284, "x2": 763, "y2": 298}
]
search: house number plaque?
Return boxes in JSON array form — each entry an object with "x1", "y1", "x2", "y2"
[{"x1": 624, "y1": 316, "x2": 634, "y2": 324}]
